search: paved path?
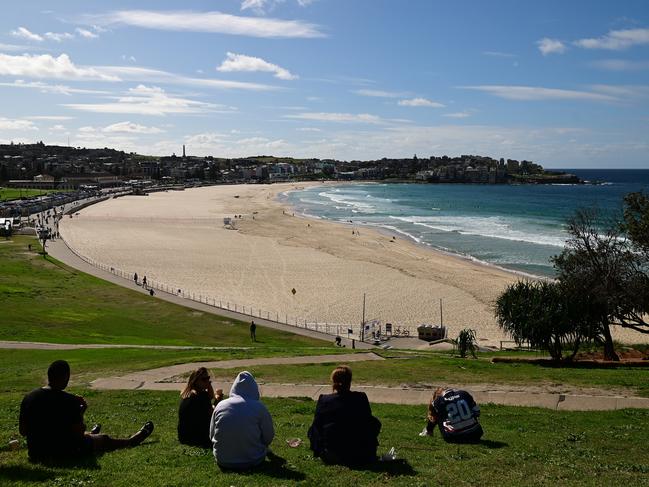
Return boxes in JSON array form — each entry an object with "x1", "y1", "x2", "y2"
[
  {"x1": 89, "y1": 352, "x2": 649, "y2": 412},
  {"x1": 0, "y1": 340, "x2": 253, "y2": 351},
  {"x1": 44, "y1": 229, "x2": 373, "y2": 349}
]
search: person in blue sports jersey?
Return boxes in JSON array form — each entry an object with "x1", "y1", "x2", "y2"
[{"x1": 423, "y1": 387, "x2": 483, "y2": 443}]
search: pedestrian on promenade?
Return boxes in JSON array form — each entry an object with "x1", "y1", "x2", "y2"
[
  {"x1": 250, "y1": 321, "x2": 257, "y2": 342},
  {"x1": 133, "y1": 272, "x2": 138, "y2": 285},
  {"x1": 142, "y1": 276, "x2": 147, "y2": 289},
  {"x1": 20, "y1": 360, "x2": 154, "y2": 463}
]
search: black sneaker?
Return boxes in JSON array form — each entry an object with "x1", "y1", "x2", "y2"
[
  {"x1": 90, "y1": 424, "x2": 102, "y2": 435},
  {"x1": 131, "y1": 421, "x2": 154, "y2": 446}
]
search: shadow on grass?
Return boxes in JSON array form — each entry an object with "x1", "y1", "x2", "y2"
[
  {"x1": 219, "y1": 451, "x2": 306, "y2": 481},
  {"x1": 479, "y1": 439, "x2": 508, "y2": 449},
  {"x1": 0, "y1": 464, "x2": 59, "y2": 482},
  {"x1": 352, "y1": 459, "x2": 417, "y2": 477}
]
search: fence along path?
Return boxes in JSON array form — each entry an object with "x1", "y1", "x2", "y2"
[{"x1": 57, "y1": 226, "x2": 407, "y2": 343}]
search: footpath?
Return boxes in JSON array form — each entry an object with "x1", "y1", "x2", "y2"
[
  {"x1": 45, "y1": 234, "x2": 372, "y2": 349},
  {"x1": 18, "y1": 205, "x2": 649, "y2": 412},
  {"x1": 89, "y1": 352, "x2": 649, "y2": 411}
]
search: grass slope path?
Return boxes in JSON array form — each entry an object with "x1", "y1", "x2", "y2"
[{"x1": 89, "y1": 352, "x2": 649, "y2": 412}]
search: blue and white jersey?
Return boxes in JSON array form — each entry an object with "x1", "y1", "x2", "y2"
[{"x1": 433, "y1": 389, "x2": 481, "y2": 438}]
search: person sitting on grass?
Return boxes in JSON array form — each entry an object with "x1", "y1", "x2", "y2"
[
  {"x1": 178, "y1": 367, "x2": 223, "y2": 448},
  {"x1": 422, "y1": 387, "x2": 483, "y2": 443},
  {"x1": 209, "y1": 371, "x2": 274, "y2": 469},
  {"x1": 308, "y1": 365, "x2": 381, "y2": 466},
  {"x1": 19, "y1": 360, "x2": 154, "y2": 463}
]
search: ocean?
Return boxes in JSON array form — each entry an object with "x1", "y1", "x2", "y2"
[{"x1": 283, "y1": 169, "x2": 649, "y2": 277}]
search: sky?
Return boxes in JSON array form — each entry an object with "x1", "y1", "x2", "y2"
[{"x1": 0, "y1": 1, "x2": 648, "y2": 168}]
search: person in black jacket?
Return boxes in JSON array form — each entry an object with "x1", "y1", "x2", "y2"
[
  {"x1": 178, "y1": 367, "x2": 223, "y2": 448},
  {"x1": 308, "y1": 365, "x2": 381, "y2": 466}
]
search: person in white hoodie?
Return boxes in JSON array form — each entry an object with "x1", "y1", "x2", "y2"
[{"x1": 209, "y1": 371, "x2": 274, "y2": 469}]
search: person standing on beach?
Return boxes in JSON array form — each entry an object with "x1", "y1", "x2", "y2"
[{"x1": 250, "y1": 321, "x2": 257, "y2": 342}]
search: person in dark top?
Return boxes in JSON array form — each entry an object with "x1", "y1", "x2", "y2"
[
  {"x1": 19, "y1": 360, "x2": 154, "y2": 462},
  {"x1": 178, "y1": 367, "x2": 223, "y2": 448},
  {"x1": 424, "y1": 387, "x2": 483, "y2": 443},
  {"x1": 308, "y1": 365, "x2": 381, "y2": 466},
  {"x1": 250, "y1": 321, "x2": 257, "y2": 342}
]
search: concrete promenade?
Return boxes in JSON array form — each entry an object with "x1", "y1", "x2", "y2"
[
  {"x1": 87, "y1": 352, "x2": 649, "y2": 412},
  {"x1": 45, "y1": 228, "x2": 373, "y2": 349}
]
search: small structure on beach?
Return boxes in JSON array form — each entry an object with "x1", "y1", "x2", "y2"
[
  {"x1": 417, "y1": 324, "x2": 447, "y2": 342},
  {"x1": 223, "y1": 217, "x2": 236, "y2": 230}
]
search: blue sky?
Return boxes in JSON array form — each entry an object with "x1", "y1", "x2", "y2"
[{"x1": 0, "y1": 1, "x2": 648, "y2": 168}]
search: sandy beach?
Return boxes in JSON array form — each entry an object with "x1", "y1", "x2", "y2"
[{"x1": 58, "y1": 183, "x2": 640, "y2": 346}]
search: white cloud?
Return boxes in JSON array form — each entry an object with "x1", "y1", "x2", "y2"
[
  {"x1": 63, "y1": 84, "x2": 232, "y2": 116},
  {"x1": 50, "y1": 124, "x2": 66, "y2": 131},
  {"x1": 296, "y1": 127, "x2": 321, "y2": 132},
  {"x1": 44, "y1": 32, "x2": 75, "y2": 42},
  {"x1": 0, "y1": 42, "x2": 43, "y2": 52},
  {"x1": 536, "y1": 38, "x2": 566, "y2": 55},
  {"x1": 241, "y1": 0, "x2": 316, "y2": 14},
  {"x1": 483, "y1": 51, "x2": 517, "y2": 58},
  {"x1": 354, "y1": 89, "x2": 407, "y2": 98},
  {"x1": 121, "y1": 55, "x2": 137, "y2": 63},
  {"x1": 462, "y1": 85, "x2": 618, "y2": 102},
  {"x1": 26, "y1": 115, "x2": 74, "y2": 121},
  {"x1": 0, "y1": 117, "x2": 37, "y2": 130},
  {"x1": 443, "y1": 111, "x2": 472, "y2": 119},
  {"x1": 287, "y1": 112, "x2": 385, "y2": 124},
  {"x1": 103, "y1": 121, "x2": 164, "y2": 134},
  {"x1": 217, "y1": 52, "x2": 297, "y2": 80},
  {"x1": 0, "y1": 53, "x2": 119, "y2": 81},
  {"x1": 575, "y1": 28, "x2": 649, "y2": 50},
  {"x1": 0, "y1": 53, "x2": 276, "y2": 91},
  {"x1": 76, "y1": 28, "x2": 98, "y2": 39},
  {"x1": 84, "y1": 10, "x2": 325, "y2": 38},
  {"x1": 589, "y1": 84, "x2": 649, "y2": 99},
  {"x1": 590, "y1": 59, "x2": 649, "y2": 71},
  {"x1": 10, "y1": 27, "x2": 43, "y2": 42},
  {"x1": 93, "y1": 65, "x2": 277, "y2": 91},
  {"x1": 0, "y1": 80, "x2": 108, "y2": 95},
  {"x1": 398, "y1": 97, "x2": 445, "y2": 108},
  {"x1": 185, "y1": 132, "x2": 230, "y2": 145}
]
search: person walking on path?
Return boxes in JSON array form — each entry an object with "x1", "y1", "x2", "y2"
[
  {"x1": 20, "y1": 360, "x2": 154, "y2": 463},
  {"x1": 250, "y1": 321, "x2": 257, "y2": 342},
  {"x1": 142, "y1": 276, "x2": 147, "y2": 289},
  {"x1": 133, "y1": 272, "x2": 138, "y2": 285}
]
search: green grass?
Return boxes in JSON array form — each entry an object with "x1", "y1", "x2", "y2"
[
  {"x1": 204, "y1": 351, "x2": 649, "y2": 397},
  {"x1": 2, "y1": 233, "x2": 649, "y2": 485},
  {"x1": 0, "y1": 236, "x2": 326, "y2": 348},
  {"x1": 1, "y1": 389, "x2": 648, "y2": 486},
  {"x1": 0, "y1": 188, "x2": 64, "y2": 201}
]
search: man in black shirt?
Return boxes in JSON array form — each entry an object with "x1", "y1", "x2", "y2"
[
  {"x1": 20, "y1": 360, "x2": 154, "y2": 462},
  {"x1": 425, "y1": 387, "x2": 483, "y2": 443}
]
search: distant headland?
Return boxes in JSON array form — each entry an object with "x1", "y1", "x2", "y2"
[{"x1": 0, "y1": 142, "x2": 580, "y2": 189}]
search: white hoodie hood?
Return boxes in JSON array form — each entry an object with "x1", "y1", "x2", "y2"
[{"x1": 209, "y1": 371, "x2": 274, "y2": 468}]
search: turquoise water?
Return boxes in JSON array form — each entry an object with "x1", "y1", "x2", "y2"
[{"x1": 283, "y1": 170, "x2": 649, "y2": 277}]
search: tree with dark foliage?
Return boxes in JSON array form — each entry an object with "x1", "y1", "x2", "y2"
[{"x1": 495, "y1": 192, "x2": 649, "y2": 362}]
